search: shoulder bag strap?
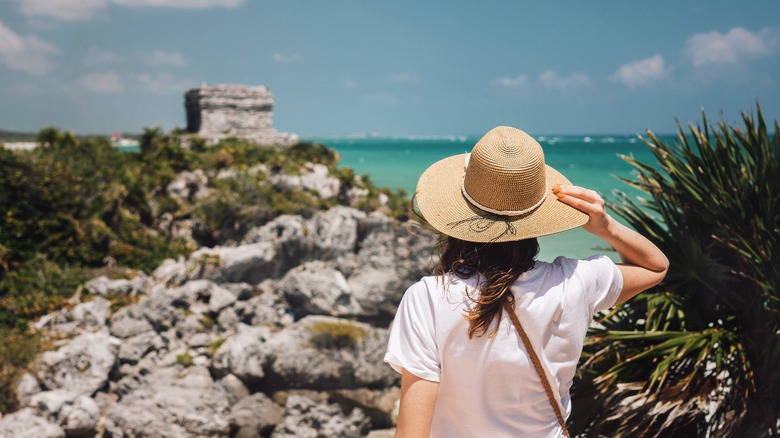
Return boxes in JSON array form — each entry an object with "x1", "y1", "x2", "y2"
[{"x1": 503, "y1": 299, "x2": 571, "y2": 438}]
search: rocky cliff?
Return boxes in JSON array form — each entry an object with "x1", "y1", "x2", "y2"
[
  {"x1": 185, "y1": 84, "x2": 298, "y2": 146},
  {"x1": 0, "y1": 205, "x2": 436, "y2": 437}
]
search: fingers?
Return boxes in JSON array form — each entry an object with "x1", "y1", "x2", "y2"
[{"x1": 553, "y1": 184, "x2": 602, "y2": 204}]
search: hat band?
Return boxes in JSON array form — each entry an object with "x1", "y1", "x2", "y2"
[{"x1": 461, "y1": 179, "x2": 548, "y2": 216}]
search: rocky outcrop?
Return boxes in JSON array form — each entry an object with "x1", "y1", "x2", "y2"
[
  {"x1": 185, "y1": 84, "x2": 298, "y2": 146},
  {"x1": 2, "y1": 205, "x2": 437, "y2": 437}
]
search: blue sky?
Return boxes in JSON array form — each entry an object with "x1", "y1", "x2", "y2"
[{"x1": 1, "y1": 0, "x2": 779, "y2": 136}]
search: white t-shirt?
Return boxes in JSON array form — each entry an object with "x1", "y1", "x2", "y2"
[{"x1": 385, "y1": 255, "x2": 623, "y2": 438}]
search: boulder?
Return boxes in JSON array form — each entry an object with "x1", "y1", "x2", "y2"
[
  {"x1": 211, "y1": 324, "x2": 272, "y2": 385},
  {"x1": 332, "y1": 387, "x2": 400, "y2": 429},
  {"x1": 166, "y1": 169, "x2": 209, "y2": 203},
  {"x1": 227, "y1": 392, "x2": 284, "y2": 438},
  {"x1": 104, "y1": 366, "x2": 231, "y2": 437},
  {"x1": 266, "y1": 316, "x2": 397, "y2": 390},
  {"x1": 270, "y1": 395, "x2": 370, "y2": 438},
  {"x1": 36, "y1": 331, "x2": 119, "y2": 396},
  {"x1": 279, "y1": 261, "x2": 362, "y2": 318},
  {"x1": 84, "y1": 274, "x2": 151, "y2": 296},
  {"x1": 28, "y1": 390, "x2": 99, "y2": 437},
  {"x1": 0, "y1": 408, "x2": 65, "y2": 438}
]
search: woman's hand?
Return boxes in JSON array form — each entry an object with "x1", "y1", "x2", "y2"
[
  {"x1": 552, "y1": 184, "x2": 612, "y2": 238},
  {"x1": 552, "y1": 184, "x2": 669, "y2": 304}
]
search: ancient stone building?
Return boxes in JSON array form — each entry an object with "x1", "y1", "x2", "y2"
[{"x1": 184, "y1": 84, "x2": 297, "y2": 146}]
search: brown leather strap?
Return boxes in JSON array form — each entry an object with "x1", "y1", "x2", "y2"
[{"x1": 503, "y1": 299, "x2": 571, "y2": 438}]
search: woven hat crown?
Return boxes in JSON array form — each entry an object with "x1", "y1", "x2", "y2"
[{"x1": 463, "y1": 126, "x2": 547, "y2": 214}]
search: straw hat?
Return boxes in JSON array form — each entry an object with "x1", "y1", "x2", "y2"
[{"x1": 415, "y1": 126, "x2": 588, "y2": 243}]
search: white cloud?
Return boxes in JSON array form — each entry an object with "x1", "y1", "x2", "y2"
[
  {"x1": 0, "y1": 20, "x2": 57, "y2": 75},
  {"x1": 135, "y1": 72, "x2": 193, "y2": 93},
  {"x1": 77, "y1": 71, "x2": 124, "y2": 93},
  {"x1": 16, "y1": 0, "x2": 243, "y2": 20},
  {"x1": 272, "y1": 53, "x2": 301, "y2": 63},
  {"x1": 610, "y1": 54, "x2": 671, "y2": 86},
  {"x1": 388, "y1": 71, "x2": 420, "y2": 83},
  {"x1": 138, "y1": 49, "x2": 188, "y2": 67},
  {"x1": 538, "y1": 70, "x2": 592, "y2": 91},
  {"x1": 493, "y1": 74, "x2": 530, "y2": 89},
  {"x1": 684, "y1": 27, "x2": 777, "y2": 67},
  {"x1": 111, "y1": 0, "x2": 243, "y2": 7},
  {"x1": 16, "y1": 0, "x2": 107, "y2": 21},
  {"x1": 83, "y1": 46, "x2": 123, "y2": 65}
]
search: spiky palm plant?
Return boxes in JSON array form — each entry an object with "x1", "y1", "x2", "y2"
[{"x1": 569, "y1": 105, "x2": 779, "y2": 437}]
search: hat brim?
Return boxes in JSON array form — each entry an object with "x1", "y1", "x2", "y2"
[{"x1": 415, "y1": 154, "x2": 588, "y2": 243}]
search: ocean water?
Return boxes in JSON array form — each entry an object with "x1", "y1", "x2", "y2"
[{"x1": 312, "y1": 134, "x2": 660, "y2": 262}]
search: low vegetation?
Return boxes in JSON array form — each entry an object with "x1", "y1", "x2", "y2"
[
  {"x1": 307, "y1": 320, "x2": 367, "y2": 350},
  {"x1": 570, "y1": 105, "x2": 779, "y2": 437}
]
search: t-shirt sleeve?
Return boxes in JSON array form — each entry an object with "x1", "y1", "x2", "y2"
[
  {"x1": 384, "y1": 280, "x2": 441, "y2": 382},
  {"x1": 577, "y1": 255, "x2": 624, "y2": 315}
]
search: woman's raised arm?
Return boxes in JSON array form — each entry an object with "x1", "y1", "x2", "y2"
[{"x1": 553, "y1": 185, "x2": 669, "y2": 304}]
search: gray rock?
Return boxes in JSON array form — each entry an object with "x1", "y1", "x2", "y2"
[
  {"x1": 84, "y1": 274, "x2": 150, "y2": 296},
  {"x1": 271, "y1": 163, "x2": 340, "y2": 199},
  {"x1": 267, "y1": 316, "x2": 397, "y2": 390},
  {"x1": 271, "y1": 395, "x2": 370, "y2": 438},
  {"x1": 189, "y1": 242, "x2": 277, "y2": 284},
  {"x1": 0, "y1": 408, "x2": 65, "y2": 438},
  {"x1": 279, "y1": 261, "x2": 362, "y2": 318},
  {"x1": 69, "y1": 297, "x2": 110, "y2": 328},
  {"x1": 28, "y1": 390, "x2": 77, "y2": 422},
  {"x1": 211, "y1": 324, "x2": 272, "y2": 384},
  {"x1": 29, "y1": 390, "x2": 101, "y2": 437},
  {"x1": 209, "y1": 284, "x2": 238, "y2": 313},
  {"x1": 217, "y1": 306, "x2": 241, "y2": 330},
  {"x1": 15, "y1": 372, "x2": 41, "y2": 407},
  {"x1": 109, "y1": 304, "x2": 154, "y2": 339},
  {"x1": 104, "y1": 366, "x2": 231, "y2": 437},
  {"x1": 216, "y1": 374, "x2": 249, "y2": 406},
  {"x1": 332, "y1": 387, "x2": 401, "y2": 429},
  {"x1": 36, "y1": 331, "x2": 119, "y2": 396},
  {"x1": 153, "y1": 256, "x2": 188, "y2": 286},
  {"x1": 60, "y1": 395, "x2": 99, "y2": 437},
  {"x1": 227, "y1": 392, "x2": 283, "y2": 438},
  {"x1": 117, "y1": 331, "x2": 159, "y2": 364},
  {"x1": 166, "y1": 169, "x2": 208, "y2": 202}
]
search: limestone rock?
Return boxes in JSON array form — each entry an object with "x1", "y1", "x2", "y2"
[
  {"x1": 270, "y1": 395, "x2": 370, "y2": 438},
  {"x1": 211, "y1": 324, "x2": 272, "y2": 385},
  {"x1": 0, "y1": 408, "x2": 65, "y2": 438},
  {"x1": 227, "y1": 392, "x2": 283, "y2": 438},
  {"x1": 84, "y1": 274, "x2": 151, "y2": 296},
  {"x1": 332, "y1": 387, "x2": 400, "y2": 429},
  {"x1": 28, "y1": 390, "x2": 99, "y2": 437},
  {"x1": 166, "y1": 169, "x2": 208, "y2": 202},
  {"x1": 36, "y1": 331, "x2": 119, "y2": 397},
  {"x1": 279, "y1": 261, "x2": 362, "y2": 318},
  {"x1": 271, "y1": 163, "x2": 340, "y2": 199},
  {"x1": 267, "y1": 316, "x2": 397, "y2": 390},
  {"x1": 104, "y1": 366, "x2": 231, "y2": 437}
]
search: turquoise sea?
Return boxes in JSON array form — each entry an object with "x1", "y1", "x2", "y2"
[{"x1": 311, "y1": 134, "x2": 661, "y2": 262}]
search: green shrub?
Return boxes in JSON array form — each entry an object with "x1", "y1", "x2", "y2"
[
  {"x1": 308, "y1": 320, "x2": 367, "y2": 350},
  {"x1": 570, "y1": 105, "x2": 780, "y2": 437},
  {"x1": 176, "y1": 352, "x2": 193, "y2": 366}
]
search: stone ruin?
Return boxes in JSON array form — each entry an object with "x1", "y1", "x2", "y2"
[{"x1": 184, "y1": 84, "x2": 298, "y2": 146}]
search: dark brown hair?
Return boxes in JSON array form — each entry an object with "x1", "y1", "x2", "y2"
[{"x1": 435, "y1": 237, "x2": 539, "y2": 338}]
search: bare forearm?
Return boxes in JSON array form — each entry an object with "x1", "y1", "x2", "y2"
[{"x1": 596, "y1": 216, "x2": 668, "y2": 273}]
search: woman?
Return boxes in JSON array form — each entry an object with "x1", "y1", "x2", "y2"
[{"x1": 384, "y1": 126, "x2": 668, "y2": 437}]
